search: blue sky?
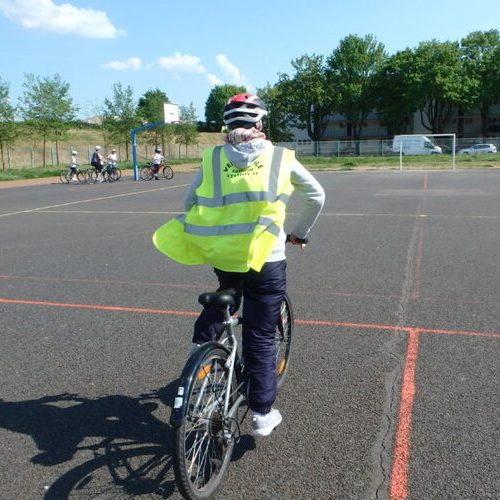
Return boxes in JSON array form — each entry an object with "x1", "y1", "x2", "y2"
[{"x1": 1, "y1": 0, "x2": 499, "y2": 121}]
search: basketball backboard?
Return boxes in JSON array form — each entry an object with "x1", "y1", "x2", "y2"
[{"x1": 164, "y1": 103, "x2": 180, "y2": 124}]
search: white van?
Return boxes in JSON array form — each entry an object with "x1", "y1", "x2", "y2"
[{"x1": 392, "y1": 135, "x2": 442, "y2": 155}]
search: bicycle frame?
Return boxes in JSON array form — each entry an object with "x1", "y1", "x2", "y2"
[
  {"x1": 219, "y1": 309, "x2": 245, "y2": 421},
  {"x1": 170, "y1": 306, "x2": 246, "y2": 429}
]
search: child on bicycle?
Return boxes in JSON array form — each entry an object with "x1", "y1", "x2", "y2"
[
  {"x1": 151, "y1": 147, "x2": 164, "y2": 180},
  {"x1": 154, "y1": 93, "x2": 325, "y2": 437},
  {"x1": 107, "y1": 148, "x2": 118, "y2": 167},
  {"x1": 69, "y1": 150, "x2": 78, "y2": 180}
]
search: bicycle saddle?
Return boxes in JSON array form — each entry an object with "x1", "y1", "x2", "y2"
[{"x1": 198, "y1": 289, "x2": 236, "y2": 309}]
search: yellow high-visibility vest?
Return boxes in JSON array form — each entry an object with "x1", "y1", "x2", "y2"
[{"x1": 153, "y1": 145, "x2": 295, "y2": 272}]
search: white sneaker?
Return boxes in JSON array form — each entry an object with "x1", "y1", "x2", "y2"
[{"x1": 251, "y1": 408, "x2": 282, "y2": 437}]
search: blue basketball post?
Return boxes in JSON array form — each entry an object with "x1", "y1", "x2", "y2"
[
  {"x1": 130, "y1": 121, "x2": 164, "y2": 181},
  {"x1": 130, "y1": 103, "x2": 179, "y2": 181}
]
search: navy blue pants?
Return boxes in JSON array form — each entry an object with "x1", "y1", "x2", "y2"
[{"x1": 193, "y1": 260, "x2": 287, "y2": 414}]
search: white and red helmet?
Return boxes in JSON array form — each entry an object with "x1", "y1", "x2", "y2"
[{"x1": 223, "y1": 93, "x2": 267, "y2": 126}]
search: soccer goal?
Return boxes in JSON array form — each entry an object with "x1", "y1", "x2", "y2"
[{"x1": 392, "y1": 134, "x2": 456, "y2": 170}]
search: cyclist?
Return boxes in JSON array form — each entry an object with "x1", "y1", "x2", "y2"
[
  {"x1": 151, "y1": 147, "x2": 164, "y2": 180},
  {"x1": 153, "y1": 93, "x2": 325, "y2": 437},
  {"x1": 91, "y1": 145, "x2": 104, "y2": 183},
  {"x1": 69, "y1": 150, "x2": 78, "y2": 181},
  {"x1": 107, "y1": 148, "x2": 118, "y2": 167}
]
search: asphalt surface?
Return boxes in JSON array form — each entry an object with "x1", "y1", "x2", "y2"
[{"x1": 0, "y1": 171, "x2": 499, "y2": 500}]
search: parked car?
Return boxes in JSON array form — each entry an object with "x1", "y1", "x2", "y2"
[{"x1": 458, "y1": 143, "x2": 497, "y2": 155}]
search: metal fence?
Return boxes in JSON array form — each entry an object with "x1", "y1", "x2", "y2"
[
  {"x1": 275, "y1": 136, "x2": 500, "y2": 157},
  {"x1": 2, "y1": 136, "x2": 500, "y2": 169},
  {"x1": 0, "y1": 142, "x2": 208, "y2": 169}
]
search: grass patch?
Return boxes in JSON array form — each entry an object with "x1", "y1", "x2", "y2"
[
  {"x1": 0, "y1": 167, "x2": 61, "y2": 181},
  {"x1": 299, "y1": 153, "x2": 500, "y2": 171}
]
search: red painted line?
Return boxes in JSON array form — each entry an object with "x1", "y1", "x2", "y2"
[
  {"x1": 296, "y1": 318, "x2": 403, "y2": 332},
  {"x1": 390, "y1": 328, "x2": 419, "y2": 500},
  {"x1": 4, "y1": 274, "x2": 500, "y2": 306},
  {"x1": 0, "y1": 274, "x2": 201, "y2": 290},
  {"x1": 297, "y1": 319, "x2": 500, "y2": 339},
  {"x1": 0, "y1": 298, "x2": 198, "y2": 316},
  {"x1": 416, "y1": 326, "x2": 500, "y2": 339},
  {"x1": 1, "y1": 297, "x2": 499, "y2": 338}
]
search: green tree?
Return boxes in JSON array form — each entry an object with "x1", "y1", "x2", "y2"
[
  {"x1": 0, "y1": 77, "x2": 18, "y2": 170},
  {"x1": 175, "y1": 102, "x2": 199, "y2": 156},
  {"x1": 103, "y1": 82, "x2": 140, "y2": 160},
  {"x1": 256, "y1": 83, "x2": 293, "y2": 142},
  {"x1": 205, "y1": 84, "x2": 246, "y2": 131},
  {"x1": 327, "y1": 34, "x2": 387, "y2": 143},
  {"x1": 412, "y1": 40, "x2": 473, "y2": 133},
  {"x1": 137, "y1": 88, "x2": 169, "y2": 123},
  {"x1": 137, "y1": 88, "x2": 171, "y2": 152},
  {"x1": 461, "y1": 29, "x2": 500, "y2": 136},
  {"x1": 374, "y1": 49, "x2": 419, "y2": 135},
  {"x1": 180, "y1": 102, "x2": 197, "y2": 123},
  {"x1": 18, "y1": 73, "x2": 78, "y2": 167},
  {"x1": 277, "y1": 54, "x2": 333, "y2": 141}
]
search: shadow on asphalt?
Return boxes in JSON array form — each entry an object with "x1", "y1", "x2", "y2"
[
  {"x1": 0, "y1": 383, "x2": 179, "y2": 498},
  {"x1": 0, "y1": 380, "x2": 257, "y2": 498}
]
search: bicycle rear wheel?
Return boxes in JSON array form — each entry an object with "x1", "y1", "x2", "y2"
[
  {"x1": 173, "y1": 345, "x2": 237, "y2": 499},
  {"x1": 276, "y1": 293, "x2": 294, "y2": 389},
  {"x1": 161, "y1": 165, "x2": 174, "y2": 180}
]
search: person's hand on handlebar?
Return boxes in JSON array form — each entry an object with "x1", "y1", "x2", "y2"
[{"x1": 286, "y1": 234, "x2": 309, "y2": 249}]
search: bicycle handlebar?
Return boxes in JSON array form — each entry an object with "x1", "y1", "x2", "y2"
[{"x1": 286, "y1": 234, "x2": 309, "y2": 245}]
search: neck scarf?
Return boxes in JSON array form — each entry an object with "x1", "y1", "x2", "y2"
[{"x1": 225, "y1": 127, "x2": 266, "y2": 145}]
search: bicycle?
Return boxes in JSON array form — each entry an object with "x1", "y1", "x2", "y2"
[
  {"x1": 170, "y1": 288, "x2": 294, "y2": 499},
  {"x1": 139, "y1": 162, "x2": 174, "y2": 181},
  {"x1": 88, "y1": 161, "x2": 121, "y2": 183},
  {"x1": 106, "y1": 161, "x2": 122, "y2": 181},
  {"x1": 59, "y1": 165, "x2": 87, "y2": 184}
]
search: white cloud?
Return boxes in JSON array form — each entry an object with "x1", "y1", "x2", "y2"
[
  {"x1": 157, "y1": 52, "x2": 206, "y2": 73},
  {"x1": 0, "y1": 0, "x2": 126, "y2": 38},
  {"x1": 206, "y1": 73, "x2": 222, "y2": 86},
  {"x1": 155, "y1": 52, "x2": 252, "y2": 89},
  {"x1": 215, "y1": 54, "x2": 253, "y2": 90},
  {"x1": 102, "y1": 57, "x2": 141, "y2": 71}
]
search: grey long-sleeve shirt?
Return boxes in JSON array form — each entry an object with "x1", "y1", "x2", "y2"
[{"x1": 183, "y1": 139, "x2": 325, "y2": 263}]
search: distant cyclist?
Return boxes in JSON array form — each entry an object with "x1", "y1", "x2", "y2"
[
  {"x1": 151, "y1": 147, "x2": 164, "y2": 180},
  {"x1": 153, "y1": 93, "x2": 325, "y2": 437},
  {"x1": 107, "y1": 148, "x2": 118, "y2": 167},
  {"x1": 91, "y1": 146, "x2": 104, "y2": 182},
  {"x1": 69, "y1": 150, "x2": 78, "y2": 181}
]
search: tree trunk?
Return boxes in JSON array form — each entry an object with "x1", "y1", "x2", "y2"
[
  {"x1": 42, "y1": 132, "x2": 47, "y2": 168},
  {"x1": 480, "y1": 103, "x2": 490, "y2": 137}
]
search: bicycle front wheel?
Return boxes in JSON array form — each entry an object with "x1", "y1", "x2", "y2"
[
  {"x1": 86, "y1": 167, "x2": 97, "y2": 183},
  {"x1": 59, "y1": 170, "x2": 70, "y2": 183},
  {"x1": 139, "y1": 165, "x2": 153, "y2": 181},
  {"x1": 161, "y1": 165, "x2": 174, "y2": 180},
  {"x1": 276, "y1": 293, "x2": 294, "y2": 389},
  {"x1": 173, "y1": 345, "x2": 237, "y2": 499},
  {"x1": 76, "y1": 170, "x2": 87, "y2": 183}
]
